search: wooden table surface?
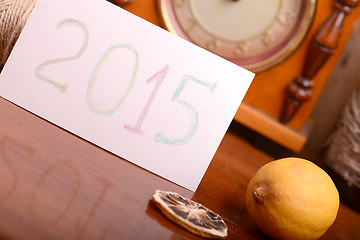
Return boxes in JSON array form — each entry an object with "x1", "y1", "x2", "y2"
[
  {"x1": 0, "y1": 1, "x2": 359, "y2": 239},
  {"x1": 0, "y1": 93, "x2": 360, "y2": 239}
]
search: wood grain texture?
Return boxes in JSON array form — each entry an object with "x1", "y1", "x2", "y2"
[
  {"x1": 0, "y1": 97, "x2": 191, "y2": 240},
  {"x1": 234, "y1": 103, "x2": 311, "y2": 152},
  {"x1": 0, "y1": 97, "x2": 359, "y2": 239}
]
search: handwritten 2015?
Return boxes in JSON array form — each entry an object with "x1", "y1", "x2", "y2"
[{"x1": 35, "y1": 19, "x2": 217, "y2": 146}]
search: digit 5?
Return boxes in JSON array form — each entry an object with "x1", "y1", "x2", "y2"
[{"x1": 154, "y1": 75, "x2": 217, "y2": 145}]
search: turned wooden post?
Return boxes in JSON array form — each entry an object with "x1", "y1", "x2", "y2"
[{"x1": 280, "y1": 0, "x2": 360, "y2": 123}]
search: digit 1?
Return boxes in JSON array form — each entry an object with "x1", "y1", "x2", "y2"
[{"x1": 124, "y1": 64, "x2": 169, "y2": 135}]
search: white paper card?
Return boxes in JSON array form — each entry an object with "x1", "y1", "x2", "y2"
[{"x1": 0, "y1": 0, "x2": 254, "y2": 191}]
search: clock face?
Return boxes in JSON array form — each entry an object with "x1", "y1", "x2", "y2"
[{"x1": 158, "y1": 0, "x2": 316, "y2": 72}]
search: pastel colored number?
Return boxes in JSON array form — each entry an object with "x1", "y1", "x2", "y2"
[
  {"x1": 154, "y1": 76, "x2": 217, "y2": 145},
  {"x1": 124, "y1": 64, "x2": 169, "y2": 135},
  {"x1": 35, "y1": 19, "x2": 89, "y2": 93},
  {"x1": 87, "y1": 44, "x2": 139, "y2": 115},
  {"x1": 35, "y1": 18, "x2": 217, "y2": 146}
]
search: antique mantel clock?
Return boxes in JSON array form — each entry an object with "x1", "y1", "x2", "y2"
[
  {"x1": 157, "y1": 0, "x2": 316, "y2": 73},
  {"x1": 122, "y1": 0, "x2": 360, "y2": 152}
]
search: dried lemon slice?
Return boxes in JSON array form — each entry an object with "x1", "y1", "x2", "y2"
[{"x1": 152, "y1": 190, "x2": 228, "y2": 238}]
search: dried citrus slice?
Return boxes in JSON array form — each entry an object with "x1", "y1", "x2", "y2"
[{"x1": 152, "y1": 190, "x2": 228, "y2": 238}]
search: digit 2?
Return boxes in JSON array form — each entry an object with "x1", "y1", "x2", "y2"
[{"x1": 35, "y1": 19, "x2": 89, "y2": 93}]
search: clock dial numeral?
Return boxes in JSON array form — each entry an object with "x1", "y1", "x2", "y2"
[
  {"x1": 234, "y1": 41, "x2": 249, "y2": 57},
  {"x1": 207, "y1": 39, "x2": 220, "y2": 51},
  {"x1": 277, "y1": 10, "x2": 296, "y2": 26},
  {"x1": 185, "y1": 17, "x2": 198, "y2": 33},
  {"x1": 262, "y1": 31, "x2": 275, "y2": 47}
]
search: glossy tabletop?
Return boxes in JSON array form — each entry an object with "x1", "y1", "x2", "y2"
[
  {"x1": 0, "y1": 96, "x2": 359, "y2": 239},
  {"x1": 1, "y1": 0, "x2": 360, "y2": 238}
]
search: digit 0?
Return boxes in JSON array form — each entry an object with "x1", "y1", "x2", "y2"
[{"x1": 87, "y1": 44, "x2": 139, "y2": 115}]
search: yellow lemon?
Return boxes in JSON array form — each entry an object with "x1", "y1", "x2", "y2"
[{"x1": 245, "y1": 157, "x2": 339, "y2": 240}]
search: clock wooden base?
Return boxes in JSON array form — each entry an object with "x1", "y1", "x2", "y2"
[{"x1": 234, "y1": 103, "x2": 312, "y2": 152}]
